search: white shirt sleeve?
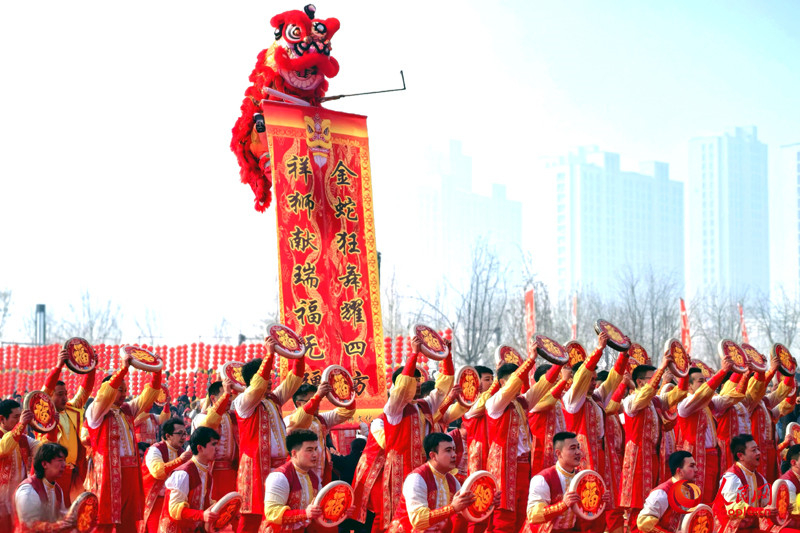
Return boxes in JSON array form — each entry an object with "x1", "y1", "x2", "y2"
[
  {"x1": 233, "y1": 393, "x2": 258, "y2": 419},
  {"x1": 639, "y1": 488, "x2": 669, "y2": 520},
  {"x1": 15, "y1": 484, "x2": 42, "y2": 525},
  {"x1": 527, "y1": 474, "x2": 552, "y2": 510},
  {"x1": 145, "y1": 445, "x2": 164, "y2": 476},
  {"x1": 264, "y1": 472, "x2": 291, "y2": 508},
  {"x1": 165, "y1": 470, "x2": 190, "y2": 512},
  {"x1": 720, "y1": 472, "x2": 742, "y2": 504},
  {"x1": 403, "y1": 472, "x2": 430, "y2": 516}
]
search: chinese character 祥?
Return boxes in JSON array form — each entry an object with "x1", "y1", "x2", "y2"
[
  {"x1": 304, "y1": 334, "x2": 323, "y2": 360},
  {"x1": 289, "y1": 226, "x2": 318, "y2": 253},
  {"x1": 333, "y1": 196, "x2": 358, "y2": 221},
  {"x1": 337, "y1": 264, "x2": 362, "y2": 290},
  {"x1": 292, "y1": 262, "x2": 320, "y2": 289},
  {"x1": 340, "y1": 298, "x2": 365, "y2": 325},
  {"x1": 286, "y1": 155, "x2": 313, "y2": 184},
  {"x1": 294, "y1": 299, "x2": 322, "y2": 325},
  {"x1": 344, "y1": 340, "x2": 367, "y2": 357},
  {"x1": 331, "y1": 160, "x2": 357, "y2": 186},
  {"x1": 335, "y1": 231, "x2": 361, "y2": 255},
  {"x1": 287, "y1": 192, "x2": 316, "y2": 217}
]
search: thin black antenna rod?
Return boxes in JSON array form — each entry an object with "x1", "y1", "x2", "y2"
[{"x1": 320, "y1": 71, "x2": 406, "y2": 102}]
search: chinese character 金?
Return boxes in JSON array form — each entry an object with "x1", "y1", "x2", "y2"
[
  {"x1": 286, "y1": 155, "x2": 313, "y2": 185},
  {"x1": 292, "y1": 262, "x2": 320, "y2": 289},
  {"x1": 337, "y1": 264, "x2": 363, "y2": 290},
  {"x1": 304, "y1": 334, "x2": 323, "y2": 361},
  {"x1": 333, "y1": 196, "x2": 358, "y2": 222},
  {"x1": 340, "y1": 298, "x2": 365, "y2": 325},
  {"x1": 344, "y1": 340, "x2": 367, "y2": 357},
  {"x1": 335, "y1": 231, "x2": 361, "y2": 255},
  {"x1": 294, "y1": 299, "x2": 322, "y2": 326},
  {"x1": 288, "y1": 226, "x2": 319, "y2": 253},
  {"x1": 287, "y1": 192, "x2": 316, "y2": 217},
  {"x1": 331, "y1": 160, "x2": 357, "y2": 186}
]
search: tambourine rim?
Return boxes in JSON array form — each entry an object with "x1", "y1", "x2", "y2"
[
  {"x1": 535, "y1": 334, "x2": 569, "y2": 365},
  {"x1": 568, "y1": 470, "x2": 607, "y2": 520},
  {"x1": 772, "y1": 479, "x2": 791, "y2": 524},
  {"x1": 787, "y1": 422, "x2": 800, "y2": 443},
  {"x1": 219, "y1": 361, "x2": 246, "y2": 392},
  {"x1": 23, "y1": 390, "x2": 58, "y2": 433},
  {"x1": 68, "y1": 491, "x2": 99, "y2": 533},
  {"x1": 267, "y1": 324, "x2": 308, "y2": 359},
  {"x1": 208, "y1": 492, "x2": 243, "y2": 530},
  {"x1": 565, "y1": 341, "x2": 586, "y2": 366},
  {"x1": 63, "y1": 337, "x2": 97, "y2": 374},
  {"x1": 312, "y1": 480, "x2": 354, "y2": 526},
  {"x1": 773, "y1": 343, "x2": 797, "y2": 376},
  {"x1": 321, "y1": 365, "x2": 356, "y2": 408},
  {"x1": 460, "y1": 470, "x2": 497, "y2": 522},
  {"x1": 741, "y1": 343, "x2": 769, "y2": 373},
  {"x1": 594, "y1": 319, "x2": 631, "y2": 351},
  {"x1": 155, "y1": 384, "x2": 170, "y2": 407},
  {"x1": 628, "y1": 343, "x2": 650, "y2": 366},
  {"x1": 412, "y1": 324, "x2": 449, "y2": 361},
  {"x1": 718, "y1": 339, "x2": 748, "y2": 373},
  {"x1": 455, "y1": 366, "x2": 480, "y2": 407},
  {"x1": 121, "y1": 345, "x2": 164, "y2": 372},
  {"x1": 494, "y1": 345, "x2": 525, "y2": 366},
  {"x1": 678, "y1": 504, "x2": 713, "y2": 533},
  {"x1": 665, "y1": 339, "x2": 690, "y2": 378}
]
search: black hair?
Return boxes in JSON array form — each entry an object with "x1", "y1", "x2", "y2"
[
  {"x1": 669, "y1": 450, "x2": 693, "y2": 475},
  {"x1": 553, "y1": 431, "x2": 577, "y2": 448},
  {"x1": 241, "y1": 358, "x2": 263, "y2": 386},
  {"x1": 161, "y1": 418, "x2": 186, "y2": 438},
  {"x1": 572, "y1": 361, "x2": 584, "y2": 373},
  {"x1": 293, "y1": 384, "x2": 317, "y2": 404},
  {"x1": 207, "y1": 381, "x2": 223, "y2": 397},
  {"x1": 138, "y1": 442, "x2": 151, "y2": 453},
  {"x1": 534, "y1": 364, "x2": 552, "y2": 382},
  {"x1": 102, "y1": 374, "x2": 114, "y2": 383},
  {"x1": 782, "y1": 460, "x2": 792, "y2": 475},
  {"x1": 787, "y1": 444, "x2": 800, "y2": 465},
  {"x1": 497, "y1": 363, "x2": 519, "y2": 382},
  {"x1": 632, "y1": 365, "x2": 656, "y2": 384},
  {"x1": 730, "y1": 434, "x2": 756, "y2": 462},
  {"x1": 391, "y1": 365, "x2": 422, "y2": 384},
  {"x1": 350, "y1": 437, "x2": 366, "y2": 455},
  {"x1": 33, "y1": 443, "x2": 67, "y2": 478},
  {"x1": 423, "y1": 432, "x2": 454, "y2": 459},
  {"x1": 189, "y1": 426, "x2": 220, "y2": 454},
  {"x1": 419, "y1": 380, "x2": 436, "y2": 397},
  {"x1": 286, "y1": 429, "x2": 319, "y2": 452},
  {"x1": 55, "y1": 380, "x2": 66, "y2": 387},
  {"x1": 0, "y1": 399, "x2": 21, "y2": 419},
  {"x1": 687, "y1": 367, "x2": 703, "y2": 380},
  {"x1": 474, "y1": 365, "x2": 493, "y2": 379},
  {"x1": 596, "y1": 370, "x2": 609, "y2": 383}
]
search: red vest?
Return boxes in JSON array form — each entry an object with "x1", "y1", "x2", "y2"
[
  {"x1": 676, "y1": 404, "x2": 716, "y2": 498},
  {"x1": 620, "y1": 398, "x2": 661, "y2": 508},
  {"x1": 14, "y1": 476, "x2": 64, "y2": 533},
  {"x1": 351, "y1": 414, "x2": 387, "y2": 523},
  {"x1": 135, "y1": 413, "x2": 158, "y2": 444},
  {"x1": 463, "y1": 408, "x2": 491, "y2": 475},
  {"x1": 751, "y1": 401, "x2": 776, "y2": 480},
  {"x1": 158, "y1": 461, "x2": 213, "y2": 533},
  {"x1": 650, "y1": 479, "x2": 682, "y2": 532},
  {"x1": 528, "y1": 401, "x2": 564, "y2": 476},
  {"x1": 487, "y1": 396, "x2": 530, "y2": 512},
  {"x1": 141, "y1": 442, "x2": 171, "y2": 530},
  {"x1": 528, "y1": 466, "x2": 577, "y2": 533},
  {"x1": 390, "y1": 463, "x2": 457, "y2": 532},
  {"x1": 236, "y1": 393, "x2": 283, "y2": 515},
  {"x1": 712, "y1": 464, "x2": 769, "y2": 533},
  {"x1": 263, "y1": 461, "x2": 321, "y2": 533},
  {"x1": 563, "y1": 395, "x2": 604, "y2": 474}
]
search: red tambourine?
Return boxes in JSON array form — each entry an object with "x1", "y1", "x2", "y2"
[
  {"x1": 667, "y1": 480, "x2": 702, "y2": 513},
  {"x1": 694, "y1": 361, "x2": 714, "y2": 380},
  {"x1": 741, "y1": 343, "x2": 768, "y2": 373},
  {"x1": 207, "y1": 492, "x2": 242, "y2": 532},
  {"x1": 786, "y1": 422, "x2": 800, "y2": 445},
  {"x1": 460, "y1": 471, "x2": 497, "y2": 523},
  {"x1": 63, "y1": 337, "x2": 97, "y2": 374},
  {"x1": 322, "y1": 365, "x2": 356, "y2": 408},
  {"x1": 664, "y1": 339, "x2": 690, "y2": 378},
  {"x1": 495, "y1": 345, "x2": 525, "y2": 368},
  {"x1": 678, "y1": 504, "x2": 713, "y2": 533},
  {"x1": 23, "y1": 390, "x2": 58, "y2": 433},
  {"x1": 718, "y1": 340, "x2": 747, "y2": 374},
  {"x1": 628, "y1": 343, "x2": 650, "y2": 371},
  {"x1": 594, "y1": 320, "x2": 630, "y2": 352},
  {"x1": 313, "y1": 481, "x2": 354, "y2": 527},
  {"x1": 121, "y1": 345, "x2": 163, "y2": 372},
  {"x1": 773, "y1": 479, "x2": 791, "y2": 526},
  {"x1": 565, "y1": 341, "x2": 586, "y2": 367},
  {"x1": 68, "y1": 492, "x2": 99, "y2": 533},
  {"x1": 416, "y1": 364, "x2": 430, "y2": 382},
  {"x1": 411, "y1": 325, "x2": 449, "y2": 361},
  {"x1": 155, "y1": 384, "x2": 170, "y2": 407},
  {"x1": 220, "y1": 361, "x2": 246, "y2": 392},
  {"x1": 267, "y1": 324, "x2": 308, "y2": 359},
  {"x1": 568, "y1": 470, "x2": 606, "y2": 520},
  {"x1": 455, "y1": 366, "x2": 481, "y2": 407},
  {"x1": 535, "y1": 335, "x2": 568, "y2": 365},
  {"x1": 773, "y1": 343, "x2": 797, "y2": 377}
]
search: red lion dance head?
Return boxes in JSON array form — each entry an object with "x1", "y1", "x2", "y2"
[{"x1": 231, "y1": 4, "x2": 340, "y2": 212}]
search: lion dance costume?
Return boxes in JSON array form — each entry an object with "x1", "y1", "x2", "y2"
[{"x1": 230, "y1": 4, "x2": 340, "y2": 212}]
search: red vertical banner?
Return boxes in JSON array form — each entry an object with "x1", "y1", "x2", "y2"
[
  {"x1": 680, "y1": 298, "x2": 692, "y2": 354},
  {"x1": 571, "y1": 293, "x2": 578, "y2": 341},
  {"x1": 524, "y1": 288, "x2": 536, "y2": 357},
  {"x1": 263, "y1": 102, "x2": 386, "y2": 419},
  {"x1": 738, "y1": 303, "x2": 749, "y2": 344}
]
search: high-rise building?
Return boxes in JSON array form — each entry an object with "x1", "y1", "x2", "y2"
[
  {"x1": 544, "y1": 147, "x2": 684, "y2": 299},
  {"x1": 685, "y1": 126, "x2": 769, "y2": 298},
  {"x1": 769, "y1": 142, "x2": 800, "y2": 296}
]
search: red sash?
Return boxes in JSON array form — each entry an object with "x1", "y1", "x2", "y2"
[
  {"x1": 676, "y1": 404, "x2": 716, "y2": 498},
  {"x1": 620, "y1": 399, "x2": 661, "y2": 508},
  {"x1": 351, "y1": 414, "x2": 386, "y2": 523},
  {"x1": 236, "y1": 393, "x2": 282, "y2": 515},
  {"x1": 463, "y1": 409, "x2": 490, "y2": 475},
  {"x1": 141, "y1": 441, "x2": 170, "y2": 531},
  {"x1": 389, "y1": 463, "x2": 457, "y2": 532},
  {"x1": 528, "y1": 401, "x2": 564, "y2": 476},
  {"x1": 487, "y1": 396, "x2": 530, "y2": 512}
]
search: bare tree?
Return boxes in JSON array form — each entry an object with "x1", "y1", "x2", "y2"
[
  {"x1": 751, "y1": 287, "x2": 800, "y2": 350},
  {"x1": 688, "y1": 287, "x2": 745, "y2": 363},
  {"x1": 381, "y1": 269, "x2": 410, "y2": 340},
  {"x1": 50, "y1": 291, "x2": 123, "y2": 344},
  {"x1": 0, "y1": 290, "x2": 10, "y2": 341},
  {"x1": 135, "y1": 309, "x2": 162, "y2": 345}
]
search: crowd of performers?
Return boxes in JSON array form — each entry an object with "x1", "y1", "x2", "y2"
[{"x1": 3, "y1": 331, "x2": 800, "y2": 533}]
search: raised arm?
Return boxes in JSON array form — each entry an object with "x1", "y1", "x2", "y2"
[
  {"x1": 385, "y1": 345, "x2": 420, "y2": 422},
  {"x1": 677, "y1": 359, "x2": 732, "y2": 417},
  {"x1": 625, "y1": 358, "x2": 668, "y2": 415},
  {"x1": 236, "y1": 345, "x2": 276, "y2": 416},
  {"x1": 463, "y1": 380, "x2": 500, "y2": 420},
  {"x1": 596, "y1": 349, "x2": 630, "y2": 405},
  {"x1": 486, "y1": 358, "x2": 534, "y2": 418},
  {"x1": 563, "y1": 333, "x2": 607, "y2": 413},
  {"x1": 200, "y1": 381, "x2": 234, "y2": 431},
  {"x1": 87, "y1": 353, "x2": 133, "y2": 427},
  {"x1": 128, "y1": 370, "x2": 162, "y2": 418},
  {"x1": 524, "y1": 363, "x2": 561, "y2": 407}
]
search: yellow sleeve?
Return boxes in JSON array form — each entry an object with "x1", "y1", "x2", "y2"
[
  {"x1": 767, "y1": 379, "x2": 794, "y2": 408},
  {"x1": 526, "y1": 502, "x2": 548, "y2": 524},
  {"x1": 168, "y1": 501, "x2": 188, "y2": 521},
  {"x1": 465, "y1": 387, "x2": 495, "y2": 418},
  {"x1": 793, "y1": 492, "x2": 800, "y2": 517},
  {"x1": 744, "y1": 377, "x2": 766, "y2": 410},
  {"x1": 526, "y1": 372, "x2": 556, "y2": 407},
  {"x1": 434, "y1": 370, "x2": 454, "y2": 399},
  {"x1": 534, "y1": 391, "x2": 559, "y2": 412},
  {"x1": 289, "y1": 406, "x2": 314, "y2": 431},
  {"x1": 0, "y1": 427, "x2": 21, "y2": 457},
  {"x1": 273, "y1": 372, "x2": 304, "y2": 407},
  {"x1": 681, "y1": 382, "x2": 718, "y2": 414},
  {"x1": 776, "y1": 398, "x2": 795, "y2": 418},
  {"x1": 629, "y1": 384, "x2": 658, "y2": 414},
  {"x1": 569, "y1": 362, "x2": 594, "y2": 403},
  {"x1": 373, "y1": 425, "x2": 385, "y2": 449},
  {"x1": 606, "y1": 399, "x2": 621, "y2": 415},
  {"x1": 441, "y1": 402, "x2": 468, "y2": 424},
  {"x1": 409, "y1": 507, "x2": 433, "y2": 530},
  {"x1": 92, "y1": 380, "x2": 122, "y2": 418},
  {"x1": 148, "y1": 451, "x2": 168, "y2": 481},
  {"x1": 497, "y1": 374, "x2": 524, "y2": 407},
  {"x1": 598, "y1": 368, "x2": 624, "y2": 401},
  {"x1": 69, "y1": 387, "x2": 90, "y2": 409},
  {"x1": 666, "y1": 384, "x2": 688, "y2": 409},
  {"x1": 263, "y1": 503, "x2": 292, "y2": 524},
  {"x1": 158, "y1": 408, "x2": 170, "y2": 424},
  {"x1": 129, "y1": 384, "x2": 161, "y2": 418},
  {"x1": 201, "y1": 395, "x2": 230, "y2": 431},
  {"x1": 636, "y1": 514, "x2": 660, "y2": 532}
]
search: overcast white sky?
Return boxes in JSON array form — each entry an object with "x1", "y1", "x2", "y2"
[{"x1": 1, "y1": 1, "x2": 798, "y2": 344}]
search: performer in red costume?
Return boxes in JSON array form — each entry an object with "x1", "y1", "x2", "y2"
[
  {"x1": 13, "y1": 443, "x2": 75, "y2": 533},
  {"x1": 194, "y1": 379, "x2": 240, "y2": 501},
  {"x1": 779, "y1": 444, "x2": 800, "y2": 532},
  {"x1": 486, "y1": 356, "x2": 562, "y2": 533},
  {"x1": 716, "y1": 371, "x2": 760, "y2": 475},
  {"x1": 712, "y1": 434, "x2": 778, "y2": 533},
  {"x1": 350, "y1": 412, "x2": 388, "y2": 532},
  {"x1": 603, "y1": 371, "x2": 630, "y2": 533},
  {"x1": 40, "y1": 348, "x2": 96, "y2": 504},
  {"x1": 234, "y1": 337, "x2": 305, "y2": 533},
  {"x1": 635, "y1": 450, "x2": 697, "y2": 532},
  {"x1": 135, "y1": 403, "x2": 171, "y2": 447},
  {"x1": 382, "y1": 337, "x2": 454, "y2": 529},
  {"x1": 140, "y1": 418, "x2": 192, "y2": 533},
  {"x1": 676, "y1": 358, "x2": 738, "y2": 505},
  {"x1": 619, "y1": 358, "x2": 687, "y2": 533},
  {"x1": 750, "y1": 360, "x2": 794, "y2": 482},
  {"x1": 0, "y1": 401, "x2": 37, "y2": 531},
  {"x1": 85, "y1": 350, "x2": 163, "y2": 533},
  {"x1": 528, "y1": 364, "x2": 572, "y2": 476}
]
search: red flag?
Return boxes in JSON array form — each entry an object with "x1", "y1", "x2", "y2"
[
  {"x1": 524, "y1": 288, "x2": 536, "y2": 357},
  {"x1": 738, "y1": 303, "x2": 750, "y2": 344},
  {"x1": 680, "y1": 298, "x2": 692, "y2": 353},
  {"x1": 571, "y1": 293, "x2": 578, "y2": 341}
]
